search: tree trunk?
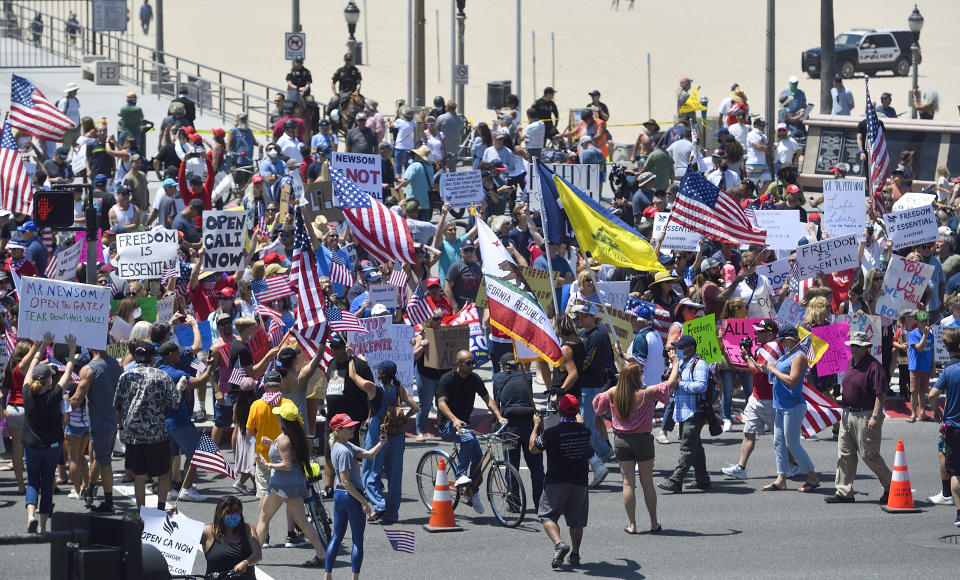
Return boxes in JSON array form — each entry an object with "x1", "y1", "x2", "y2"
[{"x1": 820, "y1": 0, "x2": 835, "y2": 113}]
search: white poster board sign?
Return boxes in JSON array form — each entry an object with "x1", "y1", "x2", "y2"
[
  {"x1": 369, "y1": 283, "x2": 399, "y2": 309},
  {"x1": 116, "y1": 229, "x2": 179, "y2": 280},
  {"x1": 156, "y1": 293, "x2": 176, "y2": 324},
  {"x1": 822, "y1": 179, "x2": 866, "y2": 236},
  {"x1": 892, "y1": 192, "x2": 936, "y2": 212},
  {"x1": 19, "y1": 278, "x2": 111, "y2": 349},
  {"x1": 757, "y1": 257, "x2": 793, "y2": 294},
  {"x1": 595, "y1": 281, "x2": 630, "y2": 311},
  {"x1": 754, "y1": 210, "x2": 807, "y2": 250},
  {"x1": 839, "y1": 313, "x2": 883, "y2": 359},
  {"x1": 348, "y1": 316, "x2": 415, "y2": 389},
  {"x1": 776, "y1": 294, "x2": 806, "y2": 330},
  {"x1": 933, "y1": 323, "x2": 950, "y2": 364},
  {"x1": 874, "y1": 256, "x2": 935, "y2": 319},
  {"x1": 794, "y1": 233, "x2": 859, "y2": 279},
  {"x1": 202, "y1": 211, "x2": 246, "y2": 272},
  {"x1": 47, "y1": 242, "x2": 84, "y2": 281},
  {"x1": 139, "y1": 507, "x2": 204, "y2": 577},
  {"x1": 652, "y1": 212, "x2": 702, "y2": 252},
  {"x1": 331, "y1": 151, "x2": 382, "y2": 200},
  {"x1": 883, "y1": 205, "x2": 939, "y2": 251},
  {"x1": 440, "y1": 170, "x2": 484, "y2": 209},
  {"x1": 547, "y1": 163, "x2": 601, "y2": 201}
]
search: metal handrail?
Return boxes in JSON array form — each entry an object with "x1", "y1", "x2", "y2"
[{"x1": 4, "y1": 1, "x2": 283, "y2": 132}]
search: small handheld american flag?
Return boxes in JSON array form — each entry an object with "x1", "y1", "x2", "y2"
[
  {"x1": 383, "y1": 529, "x2": 415, "y2": 553},
  {"x1": 323, "y1": 307, "x2": 368, "y2": 334},
  {"x1": 191, "y1": 433, "x2": 237, "y2": 479},
  {"x1": 251, "y1": 276, "x2": 295, "y2": 303},
  {"x1": 228, "y1": 360, "x2": 247, "y2": 385},
  {"x1": 405, "y1": 283, "x2": 435, "y2": 327},
  {"x1": 330, "y1": 252, "x2": 355, "y2": 288}
]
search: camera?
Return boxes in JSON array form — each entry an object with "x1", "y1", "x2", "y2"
[{"x1": 739, "y1": 336, "x2": 753, "y2": 351}]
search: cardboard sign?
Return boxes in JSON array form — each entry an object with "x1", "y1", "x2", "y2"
[
  {"x1": 652, "y1": 212, "x2": 702, "y2": 252},
  {"x1": 348, "y1": 316, "x2": 415, "y2": 388},
  {"x1": 777, "y1": 294, "x2": 806, "y2": 330},
  {"x1": 106, "y1": 341, "x2": 128, "y2": 360},
  {"x1": 139, "y1": 507, "x2": 204, "y2": 577},
  {"x1": 332, "y1": 151, "x2": 382, "y2": 200},
  {"x1": 794, "y1": 233, "x2": 859, "y2": 279},
  {"x1": 474, "y1": 283, "x2": 488, "y2": 308},
  {"x1": 115, "y1": 229, "x2": 179, "y2": 280},
  {"x1": 822, "y1": 179, "x2": 866, "y2": 237},
  {"x1": 201, "y1": 210, "x2": 246, "y2": 272},
  {"x1": 424, "y1": 325, "x2": 470, "y2": 369},
  {"x1": 839, "y1": 313, "x2": 882, "y2": 359},
  {"x1": 754, "y1": 210, "x2": 808, "y2": 250},
  {"x1": 48, "y1": 242, "x2": 84, "y2": 281},
  {"x1": 278, "y1": 183, "x2": 291, "y2": 224},
  {"x1": 892, "y1": 191, "x2": 935, "y2": 212},
  {"x1": 683, "y1": 313, "x2": 723, "y2": 364},
  {"x1": 719, "y1": 318, "x2": 764, "y2": 366},
  {"x1": 440, "y1": 170, "x2": 484, "y2": 209},
  {"x1": 369, "y1": 283, "x2": 399, "y2": 309},
  {"x1": 575, "y1": 298, "x2": 633, "y2": 355},
  {"x1": 301, "y1": 164, "x2": 344, "y2": 225},
  {"x1": 595, "y1": 280, "x2": 630, "y2": 311},
  {"x1": 874, "y1": 256, "x2": 935, "y2": 319},
  {"x1": 757, "y1": 258, "x2": 793, "y2": 294},
  {"x1": 520, "y1": 266, "x2": 558, "y2": 314},
  {"x1": 934, "y1": 323, "x2": 950, "y2": 364},
  {"x1": 19, "y1": 278, "x2": 111, "y2": 350},
  {"x1": 809, "y1": 322, "x2": 851, "y2": 376},
  {"x1": 156, "y1": 293, "x2": 176, "y2": 325},
  {"x1": 883, "y1": 205, "x2": 938, "y2": 250}
]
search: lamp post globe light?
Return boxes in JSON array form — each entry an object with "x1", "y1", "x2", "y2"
[
  {"x1": 345, "y1": 0, "x2": 360, "y2": 60},
  {"x1": 908, "y1": 4, "x2": 924, "y2": 119}
]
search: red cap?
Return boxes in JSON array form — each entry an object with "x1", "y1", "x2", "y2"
[
  {"x1": 212, "y1": 128, "x2": 225, "y2": 139},
  {"x1": 785, "y1": 184, "x2": 801, "y2": 194},
  {"x1": 951, "y1": 176, "x2": 960, "y2": 184},
  {"x1": 426, "y1": 276, "x2": 441, "y2": 288},
  {"x1": 264, "y1": 252, "x2": 281, "y2": 265},
  {"x1": 252, "y1": 175, "x2": 264, "y2": 184},
  {"x1": 329, "y1": 413, "x2": 359, "y2": 431},
  {"x1": 188, "y1": 133, "x2": 202, "y2": 145},
  {"x1": 757, "y1": 192, "x2": 773, "y2": 204},
  {"x1": 558, "y1": 394, "x2": 580, "y2": 415},
  {"x1": 218, "y1": 287, "x2": 236, "y2": 298},
  {"x1": 182, "y1": 126, "x2": 195, "y2": 135},
  {"x1": 808, "y1": 212, "x2": 821, "y2": 222},
  {"x1": 642, "y1": 206, "x2": 658, "y2": 219}
]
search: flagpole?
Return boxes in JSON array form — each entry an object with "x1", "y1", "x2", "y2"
[
  {"x1": 863, "y1": 75, "x2": 874, "y2": 213},
  {"x1": 535, "y1": 158, "x2": 558, "y2": 316}
]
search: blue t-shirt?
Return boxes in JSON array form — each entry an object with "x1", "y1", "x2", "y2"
[
  {"x1": 534, "y1": 255, "x2": 573, "y2": 306},
  {"x1": 772, "y1": 351, "x2": 806, "y2": 409},
  {"x1": 159, "y1": 364, "x2": 192, "y2": 430},
  {"x1": 907, "y1": 328, "x2": 934, "y2": 372},
  {"x1": 923, "y1": 256, "x2": 944, "y2": 312},
  {"x1": 439, "y1": 234, "x2": 467, "y2": 285},
  {"x1": 933, "y1": 358, "x2": 960, "y2": 427},
  {"x1": 580, "y1": 147, "x2": 605, "y2": 168},
  {"x1": 350, "y1": 291, "x2": 371, "y2": 317},
  {"x1": 946, "y1": 271, "x2": 960, "y2": 296}
]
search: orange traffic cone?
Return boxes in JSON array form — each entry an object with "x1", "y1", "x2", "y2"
[
  {"x1": 881, "y1": 440, "x2": 921, "y2": 513},
  {"x1": 422, "y1": 458, "x2": 463, "y2": 532}
]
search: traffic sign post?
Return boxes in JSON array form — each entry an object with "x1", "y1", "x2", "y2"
[
  {"x1": 454, "y1": 64, "x2": 469, "y2": 85},
  {"x1": 285, "y1": 32, "x2": 306, "y2": 61}
]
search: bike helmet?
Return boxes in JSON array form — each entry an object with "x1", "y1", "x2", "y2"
[{"x1": 433, "y1": 95, "x2": 445, "y2": 107}]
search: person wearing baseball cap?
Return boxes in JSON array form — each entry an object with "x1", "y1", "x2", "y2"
[
  {"x1": 586, "y1": 90, "x2": 609, "y2": 122},
  {"x1": 620, "y1": 302, "x2": 665, "y2": 389},
  {"x1": 774, "y1": 119, "x2": 800, "y2": 175},
  {"x1": 907, "y1": 310, "x2": 935, "y2": 424},
  {"x1": 530, "y1": 391, "x2": 592, "y2": 570},
  {"x1": 425, "y1": 276, "x2": 452, "y2": 316},
  {"x1": 532, "y1": 86, "x2": 560, "y2": 138},
  {"x1": 571, "y1": 300, "x2": 615, "y2": 485}
]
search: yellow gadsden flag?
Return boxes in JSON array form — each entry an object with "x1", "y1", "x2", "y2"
[
  {"x1": 553, "y1": 174, "x2": 664, "y2": 272},
  {"x1": 678, "y1": 87, "x2": 707, "y2": 114},
  {"x1": 796, "y1": 326, "x2": 830, "y2": 368}
]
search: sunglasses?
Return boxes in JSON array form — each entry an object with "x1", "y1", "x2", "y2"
[
  {"x1": 266, "y1": 208, "x2": 278, "y2": 213},
  {"x1": 458, "y1": 359, "x2": 475, "y2": 366}
]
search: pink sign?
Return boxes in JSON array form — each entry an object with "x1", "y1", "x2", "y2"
[
  {"x1": 719, "y1": 318, "x2": 764, "y2": 367},
  {"x1": 75, "y1": 230, "x2": 104, "y2": 263},
  {"x1": 810, "y1": 322, "x2": 851, "y2": 376}
]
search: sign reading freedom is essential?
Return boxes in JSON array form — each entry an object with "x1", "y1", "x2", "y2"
[
  {"x1": 19, "y1": 278, "x2": 111, "y2": 349},
  {"x1": 116, "y1": 229, "x2": 179, "y2": 280},
  {"x1": 683, "y1": 313, "x2": 723, "y2": 363},
  {"x1": 822, "y1": 178, "x2": 866, "y2": 236},
  {"x1": 331, "y1": 151, "x2": 382, "y2": 200},
  {"x1": 202, "y1": 211, "x2": 246, "y2": 272},
  {"x1": 652, "y1": 212, "x2": 701, "y2": 252},
  {"x1": 874, "y1": 256, "x2": 935, "y2": 319},
  {"x1": 794, "y1": 233, "x2": 859, "y2": 279},
  {"x1": 139, "y1": 507, "x2": 204, "y2": 577},
  {"x1": 440, "y1": 170, "x2": 484, "y2": 209},
  {"x1": 883, "y1": 205, "x2": 939, "y2": 250}
]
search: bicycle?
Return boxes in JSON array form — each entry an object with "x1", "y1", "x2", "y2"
[
  {"x1": 303, "y1": 461, "x2": 333, "y2": 547},
  {"x1": 414, "y1": 423, "x2": 527, "y2": 528}
]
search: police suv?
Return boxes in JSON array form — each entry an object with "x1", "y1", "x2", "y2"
[{"x1": 802, "y1": 29, "x2": 920, "y2": 79}]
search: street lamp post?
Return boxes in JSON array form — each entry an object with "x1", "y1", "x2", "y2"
[
  {"x1": 908, "y1": 4, "x2": 924, "y2": 119},
  {"x1": 456, "y1": 0, "x2": 465, "y2": 111},
  {"x1": 344, "y1": 0, "x2": 360, "y2": 62}
]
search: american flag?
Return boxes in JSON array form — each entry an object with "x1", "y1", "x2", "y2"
[
  {"x1": 323, "y1": 306, "x2": 367, "y2": 334},
  {"x1": 254, "y1": 301, "x2": 284, "y2": 326},
  {"x1": 754, "y1": 339, "x2": 784, "y2": 367},
  {"x1": 160, "y1": 265, "x2": 179, "y2": 284},
  {"x1": 190, "y1": 358, "x2": 207, "y2": 375},
  {"x1": 289, "y1": 208, "x2": 327, "y2": 330},
  {"x1": 251, "y1": 276, "x2": 295, "y2": 303},
  {"x1": 190, "y1": 433, "x2": 237, "y2": 479},
  {"x1": 864, "y1": 78, "x2": 890, "y2": 216},
  {"x1": 8, "y1": 75, "x2": 74, "y2": 142},
  {"x1": 286, "y1": 324, "x2": 334, "y2": 373},
  {"x1": 267, "y1": 318, "x2": 285, "y2": 346},
  {"x1": 405, "y1": 283, "x2": 435, "y2": 326},
  {"x1": 255, "y1": 201, "x2": 270, "y2": 242},
  {"x1": 44, "y1": 245, "x2": 63, "y2": 279},
  {"x1": 801, "y1": 381, "x2": 843, "y2": 437},
  {"x1": 0, "y1": 121, "x2": 34, "y2": 216},
  {"x1": 0, "y1": 306, "x2": 17, "y2": 355},
  {"x1": 672, "y1": 170, "x2": 767, "y2": 245},
  {"x1": 388, "y1": 262, "x2": 408, "y2": 290},
  {"x1": 652, "y1": 304, "x2": 673, "y2": 343},
  {"x1": 228, "y1": 360, "x2": 247, "y2": 385},
  {"x1": 47, "y1": 357, "x2": 80, "y2": 382},
  {"x1": 383, "y1": 528, "x2": 415, "y2": 554},
  {"x1": 330, "y1": 251, "x2": 354, "y2": 288},
  {"x1": 330, "y1": 168, "x2": 416, "y2": 264}
]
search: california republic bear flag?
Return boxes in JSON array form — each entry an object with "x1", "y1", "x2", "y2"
[{"x1": 476, "y1": 215, "x2": 562, "y2": 366}]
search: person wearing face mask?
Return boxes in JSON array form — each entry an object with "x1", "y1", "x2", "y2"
[
  {"x1": 117, "y1": 91, "x2": 144, "y2": 151},
  {"x1": 259, "y1": 144, "x2": 286, "y2": 189},
  {"x1": 202, "y1": 495, "x2": 261, "y2": 579},
  {"x1": 226, "y1": 113, "x2": 258, "y2": 168},
  {"x1": 706, "y1": 150, "x2": 740, "y2": 192}
]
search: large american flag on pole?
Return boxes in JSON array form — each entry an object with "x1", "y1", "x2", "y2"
[
  {"x1": 0, "y1": 121, "x2": 34, "y2": 216},
  {"x1": 191, "y1": 433, "x2": 237, "y2": 479},
  {"x1": 865, "y1": 77, "x2": 890, "y2": 216},
  {"x1": 8, "y1": 75, "x2": 74, "y2": 142},
  {"x1": 289, "y1": 208, "x2": 327, "y2": 329},
  {"x1": 672, "y1": 170, "x2": 767, "y2": 245},
  {"x1": 330, "y1": 168, "x2": 416, "y2": 264},
  {"x1": 287, "y1": 324, "x2": 334, "y2": 373}
]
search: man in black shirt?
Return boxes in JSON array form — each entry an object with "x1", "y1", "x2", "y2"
[
  {"x1": 532, "y1": 87, "x2": 560, "y2": 138},
  {"x1": 286, "y1": 58, "x2": 313, "y2": 100},
  {"x1": 172, "y1": 199, "x2": 204, "y2": 245},
  {"x1": 573, "y1": 303, "x2": 614, "y2": 481},
  {"x1": 493, "y1": 353, "x2": 544, "y2": 510},
  {"x1": 43, "y1": 146, "x2": 73, "y2": 185},
  {"x1": 345, "y1": 111, "x2": 376, "y2": 153},
  {"x1": 444, "y1": 239, "x2": 483, "y2": 309},
  {"x1": 586, "y1": 90, "x2": 609, "y2": 122},
  {"x1": 530, "y1": 394, "x2": 590, "y2": 570},
  {"x1": 437, "y1": 350, "x2": 508, "y2": 513},
  {"x1": 331, "y1": 52, "x2": 362, "y2": 108},
  {"x1": 172, "y1": 85, "x2": 196, "y2": 127}
]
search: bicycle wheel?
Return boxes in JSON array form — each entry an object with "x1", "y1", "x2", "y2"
[
  {"x1": 487, "y1": 460, "x2": 526, "y2": 528},
  {"x1": 415, "y1": 450, "x2": 460, "y2": 511},
  {"x1": 306, "y1": 482, "x2": 333, "y2": 546}
]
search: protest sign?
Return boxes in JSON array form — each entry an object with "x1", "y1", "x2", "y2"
[
  {"x1": 683, "y1": 313, "x2": 722, "y2": 364},
  {"x1": 596, "y1": 281, "x2": 630, "y2": 311},
  {"x1": 332, "y1": 151, "x2": 382, "y2": 200},
  {"x1": 106, "y1": 342, "x2": 128, "y2": 360},
  {"x1": 934, "y1": 324, "x2": 950, "y2": 364},
  {"x1": 757, "y1": 258, "x2": 793, "y2": 294},
  {"x1": 547, "y1": 163, "x2": 601, "y2": 201},
  {"x1": 202, "y1": 211, "x2": 246, "y2": 272},
  {"x1": 809, "y1": 322, "x2": 851, "y2": 376},
  {"x1": 754, "y1": 210, "x2": 808, "y2": 250},
  {"x1": 883, "y1": 205, "x2": 939, "y2": 250},
  {"x1": 520, "y1": 266, "x2": 558, "y2": 314},
  {"x1": 109, "y1": 316, "x2": 132, "y2": 342},
  {"x1": 115, "y1": 229, "x2": 179, "y2": 280},
  {"x1": 289, "y1": 168, "x2": 305, "y2": 201},
  {"x1": 839, "y1": 313, "x2": 882, "y2": 359},
  {"x1": 341, "y1": 242, "x2": 358, "y2": 270},
  {"x1": 156, "y1": 293, "x2": 175, "y2": 324},
  {"x1": 19, "y1": 278, "x2": 111, "y2": 350},
  {"x1": 47, "y1": 242, "x2": 84, "y2": 281},
  {"x1": 469, "y1": 321, "x2": 489, "y2": 366},
  {"x1": 822, "y1": 179, "x2": 866, "y2": 236},
  {"x1": 474, "y1": 283, "x2": 488, "y2": 308},
  {"x1": 110, "y1": 296, "x2": 158, "y2": 323},
  {"x1": 175, "y1": 321, "x2": 212, "y2": 351},
  {"x1": 652, "y1": 212, "x2": 702, "y2": 252},
  {"x1": 604, "y1": 307, "x2": 635, "y2": 355},
  {"x1": 794, "y1": 233, "x2": 859, "y2": 279},
  {"x1": 0, "y1": 341, "x2": 9, "y2": 376},
  {"x1": 424, "y1": 325, "x2": 470, "y2": 369},
  {"x1": 139, "y1": 507, "x2": 204, "y2": 577},
  {"x1": 369, "y1": 283, "x2": 399, "y2": 309},
  {"x1": 349, "y1": 316, "x2": 416, "y2": 389},
  {"x1": 776, "y1": 295, "x2": 806, "y2": 330},
  {"x1": 74, "y1": 230, "x2": 104, "y2": 263},
  {"x1": 440, "y1": 170, "x2": 484, "y2": 209},
  {"x1": 874, "y1": 256, "x2": 934, "y2": 320},
  {"x1": 892, "y1": 191, "x2": 935, "y2": 212},
  {"x1": 719, "y1": 318, "x2": 764, "y2": 366}
]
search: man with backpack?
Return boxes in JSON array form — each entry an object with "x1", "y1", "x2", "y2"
[{"x1": 657, "y1": 334, "x2": 713, "y2": 493}]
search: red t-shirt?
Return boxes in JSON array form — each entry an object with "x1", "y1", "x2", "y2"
[
  {"x1": 8, "y1": 365, "x2": 25, "y2": 405},
  {"x1": 6, "y1": 258, "x2": 38, "y2": 278},
  {"x1": 190, "y1": 280, "x2": 217, "y2": 322},
  {"x1": 824, "y1": 269, "x2": 854, "y2": 314}
]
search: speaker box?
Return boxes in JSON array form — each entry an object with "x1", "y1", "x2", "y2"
[{"x1": 486, "y1": 81, "x2": 512, "y2": 110}]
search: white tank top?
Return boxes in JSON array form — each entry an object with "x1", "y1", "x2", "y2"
[{"x1": 113, "y1": 204, "x2": 135, "y2": 227}]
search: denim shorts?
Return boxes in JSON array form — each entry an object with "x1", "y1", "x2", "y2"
[
  {"x1": 65, "y1": 424, "x2": 90, "y2": 437},
  {"x1": 214, "y1": 401, "x2": 234, "y2": 428},
  {"x1": 167, "y1": 424, "x2": 201, "y2": 461}
]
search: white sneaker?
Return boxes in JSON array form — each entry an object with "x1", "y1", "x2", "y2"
[
  {"x1": 471, "y1": 492, "x2": 485, "y2": 514},
  {"x1": 722, "y1": 419, "x2": 733, "y2": 433},
  {"x1": 178, "y1": 487, "x2": 206, "y2": 502},
  {"x1": 455, "y1": 475, "x2": 473, "y2": 487},
  {"x1": 721, "y1": 464, "x2": 747, "y2": 480},
  {"x1": 589, "y1": 457, "x2": 609, "y2": 488},
  {"x1": 68, "y1": 490, "x2": 81, "y2": 499},
  {"x1": 166, "y1": 489, "x2": 180, "y2": 502},
  {"x1": 927, "y1": 492, "x2": 955, "y2": 506}
]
